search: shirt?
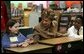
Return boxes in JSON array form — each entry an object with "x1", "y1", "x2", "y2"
[
  {"x1": 2, "y1": 33, "x2": 27, "y2": 48},
  {"x1": 34, "y1": 21, "x2": 57, "y2": 40},
  {"x1": 67, "y1": 26, "x2": 83, "y2": 38}
]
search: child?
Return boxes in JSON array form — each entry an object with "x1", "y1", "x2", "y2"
[
  {"x1": 67, "y1": 15, "x2": 83, "y2": 38},
  {"x1": 2, "y1": 19, "x2": 34, "y2": 48}
]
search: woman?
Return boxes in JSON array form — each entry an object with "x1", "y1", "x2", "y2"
[{"x1": 34, "y1": 15, "x2": 57, "y2": 40}]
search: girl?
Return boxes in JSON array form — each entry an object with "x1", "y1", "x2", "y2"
[{"x1": 2, "y1": 19, "x2": 34, "y2": 48}]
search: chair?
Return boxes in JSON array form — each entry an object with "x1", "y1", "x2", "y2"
[
  {"x1": 19, "y1": 27, "x2": 34, "y2": 37},
  {"x1": 58, "y1": 15, "x2": 71, "y2": 33}
]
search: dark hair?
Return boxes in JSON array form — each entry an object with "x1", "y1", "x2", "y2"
[
  {"x1": 6, "y1": 19, "x2": 18, "y2": 34},
  {"x1": 75, "y1": 15, "x2": 83, "y2": 26}
]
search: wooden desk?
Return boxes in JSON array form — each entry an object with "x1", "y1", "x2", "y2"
[
  {"x1": 39, "y1": 37, "x2": 83, "y2": 54},
  {"x1": 39, "y1": 37, "x2": 82, "y2": 45},
  {"x1": 4, "y1": 44, "x2": 53, "y2": 53}
]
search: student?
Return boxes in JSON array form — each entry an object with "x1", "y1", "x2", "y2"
[
  {"x1": 2, "y1": 19, "x2": 34, "y2": 48},
  {"x1": 67, "y1": 15, "x2": 83, "y2": 38}
]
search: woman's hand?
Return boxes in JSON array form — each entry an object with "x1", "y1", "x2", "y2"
[
  {"x1": 26, "y1": 38, "x2": 35, "y2": 44},
  {"x1": 21, "y1": 42, "x2": 29, "y2": 47}
]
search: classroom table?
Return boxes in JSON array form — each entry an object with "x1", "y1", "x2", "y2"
[
  {"x1": 4, "y1": 43, "x2": 53, "y2": 53},
  {"x1": 38, "y1": 36, "x2": 83, "y2": 54}
]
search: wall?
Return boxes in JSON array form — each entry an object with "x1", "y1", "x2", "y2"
[{"x1": 11, "y1": 1, "x2": 48, "y2": 8}]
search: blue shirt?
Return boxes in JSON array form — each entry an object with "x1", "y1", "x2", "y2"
[{"x1": 2, "y1": 33, "x2": 27, "y2": 48}]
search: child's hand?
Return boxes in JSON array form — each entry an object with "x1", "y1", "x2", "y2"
[{"x1": 10, "y1": 44, "x2": 17, "y2": 47}]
